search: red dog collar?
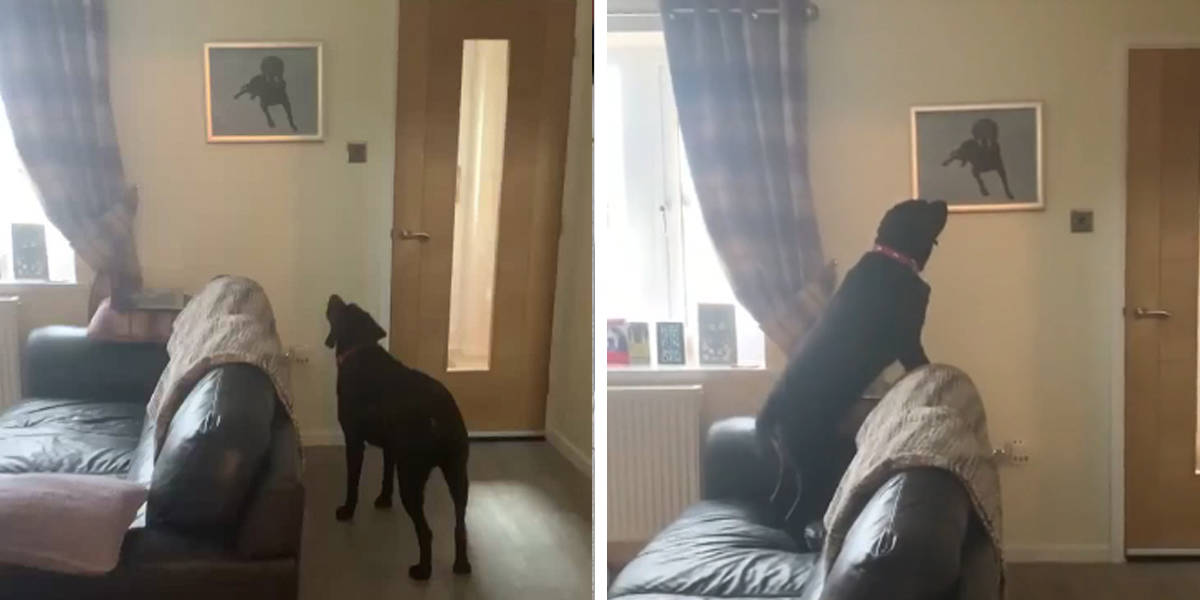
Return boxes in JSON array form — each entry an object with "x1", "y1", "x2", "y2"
[
  {"x1": 336, "y1": 345, "x2": 371, "y2": 366},
  {"x1": 872, "y1": 244, "x2": 921, "y2": 273}
]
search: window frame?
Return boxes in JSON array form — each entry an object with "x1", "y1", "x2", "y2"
[{"x1": 605, "y1": 27, "x2": 767, "y2": 375}]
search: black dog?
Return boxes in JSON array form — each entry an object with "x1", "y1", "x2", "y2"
[
  {"x1": 942, "y1": 118, "x2": 1014, "y2": 199},
  {"x1": 325, "y1": 295, "x2": 471, "y2": 580},
  {"x1": 234, "y1": 55, "x2": 298, "y2": 131},
  {"x1": 755, "y1": 199, "x2": 948, "y2": 541}
]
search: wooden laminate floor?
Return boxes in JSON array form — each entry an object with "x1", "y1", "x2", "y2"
[
  {"x1": 1006, "y1": 561, "x2": 1200, "y2": 600},
  {"x1": 300, "y1": 441, "x2": 592, "y2": 599}
]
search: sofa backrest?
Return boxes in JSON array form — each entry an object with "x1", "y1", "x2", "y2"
[{"x1": 24, "y1": 326, "x2": 167, "y2": 404}]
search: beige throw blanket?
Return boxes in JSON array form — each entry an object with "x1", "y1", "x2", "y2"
[
  {"x1": 143, "y1": 275, "x2": 298, "y2": 455},
  {"x1": 822, "y1": 364, "x2": 1004, "y2": 596}
]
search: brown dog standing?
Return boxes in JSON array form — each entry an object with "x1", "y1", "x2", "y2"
[{"x1": 325, "y1": 294, "x2": 472, "y2": 580}]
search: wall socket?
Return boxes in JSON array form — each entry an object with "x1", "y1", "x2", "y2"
[{"x1": 1070, "y1": 209, "x2": 1094, "y2": 233}]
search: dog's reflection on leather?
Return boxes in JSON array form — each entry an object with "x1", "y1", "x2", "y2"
[{"x1": 325, "y1": 294, "x2": 472, "y2": 580}]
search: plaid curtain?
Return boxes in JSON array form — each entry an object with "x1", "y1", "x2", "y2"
[
  {"x1": 0, "y1": 0, "x2": 141, "y2": 314},
  {"x1": 662, "y1": 0, "x2": 832, "y2": 353}
]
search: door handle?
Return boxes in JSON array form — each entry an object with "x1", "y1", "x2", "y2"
[
  {"x1": 1133, "y1": 307, "x2": 1172, "y2": 319},
  {"x1": 392, "y1": 228, "x2": 431, "y2": 242}
]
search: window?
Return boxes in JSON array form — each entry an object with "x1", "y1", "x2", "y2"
[
  {"x1": 602, "y1": 30, "x2": 765, "y2": 368},
  {"x1": 0, "y1": 95, "x2": 75, "y2": 284}
]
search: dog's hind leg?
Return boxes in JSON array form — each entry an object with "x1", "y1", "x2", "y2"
[
  {"x1": 336, "y1": 437, "x2": 365, "y2": 521},
  {"x1": 281, "y1": 96, "x2": 298, "y2": 131},
  {"x1": 442, "y1": 451, "x2": 472, "y2": 575},
  {"x1": 375, "y1": 447, "x2": 395, "y2": 509},
  {"x1": 260, "y1": 100, "x2": 276, "y2": 128},
  {"x1": 399, "y1": 462, "x2": 435, "y2": 580},
  {"x1": 997, "y1": 163, "x2": 1015, "y2": 199}
]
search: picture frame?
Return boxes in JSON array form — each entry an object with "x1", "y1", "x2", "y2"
[
  {"x1": 697, "y1": 303, "x2": 737, "y2": 366},
  {"x1": 204, "y1": 41, "x2": 324, "y2": 142},
  {"x1": 606, "y1": 319, "x2": 630, "y2": 366},
  {"x1": 910, "y1": 102, "x2": 1043, "y2": 213},
  {"x1": 655, "y1": 322, "x2": 686, "y2": 366},
  {"x1": 627, "y1": 322, "x2": 651, "y2": 365}
]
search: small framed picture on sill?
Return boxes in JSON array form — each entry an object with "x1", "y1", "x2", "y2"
[
  {"x1": 655, "y1": 322, "x2": 686, "y2": 366},
  {"x1": 698, "y1": 304, "x2": 737, "y2": 366}
]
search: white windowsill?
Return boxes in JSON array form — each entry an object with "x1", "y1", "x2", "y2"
[
  {"x1": 608, "y1": 364, "x2": 768, "y2": 387},
  {"x1": 0, "y1": 281, "x2": 83, "y2": 295}
]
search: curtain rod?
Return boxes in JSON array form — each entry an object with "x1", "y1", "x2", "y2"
[{"x1": 609, "y1": 3, "x2": 819, "y2": 22}]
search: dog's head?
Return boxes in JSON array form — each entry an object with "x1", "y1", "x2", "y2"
[
  {"x1": 874, "y1": 199, "x2": 948, "y2": 270},
  {"x1": 325, "y1": 294, "x2": 386, "y2": 350}
]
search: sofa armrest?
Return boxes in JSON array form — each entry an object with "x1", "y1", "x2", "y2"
[
  {"x1": 702, "y1": 417, "x2": 777, "y2": 502},
  {"x1": 235, "y1": 410, "x2": 305, "y2": 559},
  {"x1": 820, "y1": 468, "x2": 971, "y2": 600},
  {"x1": 24, "y1": 326, "x2": 168, "y2": 404}
]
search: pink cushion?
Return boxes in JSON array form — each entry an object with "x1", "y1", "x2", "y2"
[
  {"x1": 86, "y1": 297, "x2": 176, "y2": 343},
  {"x1": 0, "y1": 473, "x2": 147, "y2": 574}
]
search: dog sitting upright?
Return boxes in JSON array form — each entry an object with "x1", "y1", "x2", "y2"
[
  {"x1": 756, "y1": 198, "x2": 948, "y2": 538},
  {"x1": 325, "y1": 295, "x2": 471, "y2": 580}
]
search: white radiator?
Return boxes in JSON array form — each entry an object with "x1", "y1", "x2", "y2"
[
  {"x1": 607, "y1": 385, "x2": 703, "y2": 542},
  {"x1": 0, "y1": 297, "x2": 19, "y2": 411}
]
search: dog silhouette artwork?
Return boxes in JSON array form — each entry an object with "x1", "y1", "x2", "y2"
[
  {"x1": 941, "y1": 118, "x2": 1014, "y2": 199},
  {"x1": 234, "y1": 55, "x2": 298, "y2": 131}
]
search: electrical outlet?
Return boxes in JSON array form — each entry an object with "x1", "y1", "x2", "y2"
[
  {"x1": 992, "y1": 440, "x2": 1030, "y2": 465},
  {"x1": 1070, "y1": 210, "x2": 1093, "y2": 233},
  {"x1": 283, "y1": 346, "x2": 310, "y2": 365}
]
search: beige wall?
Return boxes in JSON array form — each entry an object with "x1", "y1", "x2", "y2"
[
  {"x1": 545, "y1": 0, "x2": 594, "y2": 474},
  {"x1": 103, "y1": 0, "x2": 399, "y2": 438},
  {"x1": 791, "y1": 0, "x2": 1200, "y2": 559}
]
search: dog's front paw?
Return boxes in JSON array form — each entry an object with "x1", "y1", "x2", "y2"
[
  {"x1": 374, "y1": 495, "x2": 392, "y2": 509},
  {"x1": 408, "y1": 564, "x2": 432, "y2": 581},
  {"x1": 335, "y1": 505, "x2": 355, "y2": 521},
  {"x1": 453, "y1": 559, "x2": 472, "y2": 575}
]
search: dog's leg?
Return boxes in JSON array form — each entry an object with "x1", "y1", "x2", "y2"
[
  {"x1": 399, "y1": 463, "x2": 434, "y2": 580},
  {"x1": 997, "y1": 163, "x2": 1015, "y2": 199},
  {"x1": 336, "y1": 437, "x2": 364, "y2": 521},
  {"x1": 281, "y1": 96, "x2": 298, "y2": 131},
  {"x1": 443, "y1": 452, "x2": 472, "y2": 575},
  {"x1": 261, "y1": 100, "x2": 276, "y2": 128},
  {"x1": 972, "y1": 167, "x2": 989, "y2": 196},
  {"x1": 375, "y1": 447, "x2": 394, "y2": 509}
]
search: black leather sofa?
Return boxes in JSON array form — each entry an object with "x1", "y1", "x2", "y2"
[
  {"x1": 610, "y1": 417, "x2": 1002, "y2": 600},
  {"x1": 0, "y1": 326, "x2": 304, "y2": 600}
]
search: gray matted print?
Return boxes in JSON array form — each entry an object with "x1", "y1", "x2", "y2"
[
  {"x1": 910, "y1": 102, "x2": 1042, "y2": 212},
  {"x1": 205, "y1": 42, "x2": 323, "y2": 142}
]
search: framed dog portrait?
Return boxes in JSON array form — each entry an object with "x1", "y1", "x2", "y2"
[
  {"x1": 910, "y1": 102, "x2": 1043, "y2": 212},
  {"x1": 204, "y1": 42, "x2": 323, "y2": 142}
]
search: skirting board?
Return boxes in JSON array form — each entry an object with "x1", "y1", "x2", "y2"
[
  {"x1": 547, "y1": 427, "x2": 592, "y2": 477},
  {"x1": 1004, "y1": 544, "x2": 1112, "y2": 563},
  {"x1": 300, "y1": 429, "x2": 555, "y2": 446}
]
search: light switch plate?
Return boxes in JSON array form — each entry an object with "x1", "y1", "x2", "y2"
[
  {"x1": 347, "y1": 142, "x2": 367, "y2": 164},
  {"x1": 1070, "y1": 210, "x2": 1093, "y2": 233}
]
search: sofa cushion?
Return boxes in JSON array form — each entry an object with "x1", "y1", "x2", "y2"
[
  {"x1": 610, "y1": 501, "x2": 817, "y2": 599},
  {"x1": 0, "y1": 400, "x2": 145, "y2": 474}
]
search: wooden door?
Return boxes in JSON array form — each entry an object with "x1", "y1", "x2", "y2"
[
  {"x1": 390, "y1": 0, "x2": 575, "y2": 434},
  {"x1": 1125, "y1": 48, "x2": 1200, "y2": 553}
]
